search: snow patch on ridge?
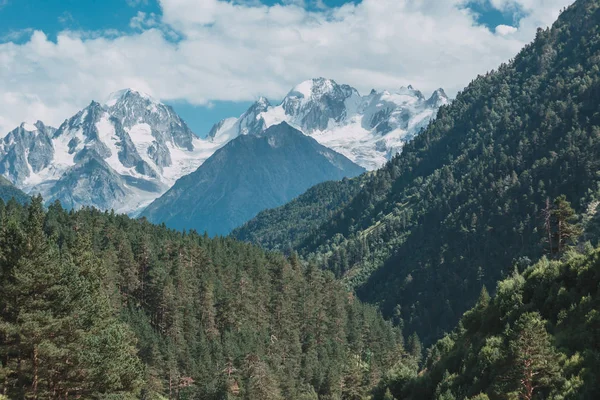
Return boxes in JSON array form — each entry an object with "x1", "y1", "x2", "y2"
[{"x1": 22, "y1": 122, "x2": 38, "y2": 132}]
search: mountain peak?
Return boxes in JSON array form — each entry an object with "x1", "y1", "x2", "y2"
[
  {"x1": 426, "y1": 88, "x2": 449, "y2": 107},
  {"x1": 104, "y1": 88, "x2": 159, "y2": 107},
  {"x1": 397, "y1": 85, "x2": 425, "y2": 100},
  {"x1": 433, "y1": 88, "x2": 447, "y2": 97},
  {"x1": 87, "y1": 100, "x2": 105, "y2": 110},
  {"x1": 256, "y1": 96, "x2": 270, "y2": 107},
  {"x1": 287, "y1": 77, "x2": 338, "y2": 100},
  {"x1": 262, "y1": 121, "x2": 293, "y2": 135}
]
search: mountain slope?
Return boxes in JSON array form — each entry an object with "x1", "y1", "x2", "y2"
[
  {"x1": 141, "y1": 122, "x2": 365, "y2": 236},
  {"x1": 381, "y1": 247, "x2": 600, "y2": 399},
  {"x1": 231, "y1": 175, "x2": 369, "y2": 251},
  {"x1": 0, "y1": 175, "x2": 29, "y2": 204},
  {"x1": 236, "y1": 0, "x2": 600, "y2": 345},
  {"x1": 0, "y1": 81, "x2": 444, "y2": 214},
  {"x1": 208, "y1": 78, "x2": 447, "y2": 170}
]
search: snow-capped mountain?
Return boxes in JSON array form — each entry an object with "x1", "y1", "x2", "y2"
[
  {"x1": 0, "y1": 90, "x2": 222, "y2": 214},
  {"x1": 208, "y1": 78, "x2": 448, "y2": 170},
  {"x1": 0, "y1": 79, "x2": 448, "y2": 215}
]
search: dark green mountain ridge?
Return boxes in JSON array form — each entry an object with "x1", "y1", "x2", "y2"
[
  {"x1": 379, "y1": 247, "x2": 600, "y2": 399},
  {"x1": 0, "y1": 175, "x2": 29, "y2": 204},
  {"x1": 233, "y1": 0, "x2": 600, "y2": 347}
]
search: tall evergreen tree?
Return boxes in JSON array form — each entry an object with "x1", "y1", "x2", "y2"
[{"x1": 506, "y1": 313, "x2": 561, "y2": 400}]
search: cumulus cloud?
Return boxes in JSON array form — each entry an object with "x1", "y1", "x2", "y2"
[
  {"x1": 0, "y1": 0, "x2": 574, "y2": 135},
  {"x1": 495, "y1": 24, "x2": 518, "y2": 35}
]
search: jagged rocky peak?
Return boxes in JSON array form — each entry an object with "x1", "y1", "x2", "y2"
[
  {"x1": 426, "y1": 88, "x2": 449, "y2": 108},
  {"x1": 105, "y1": 88, "x2": 196, "y2": 152},
  {"x1": 282, "y1": 78, "x2": 361, "y2": 131},
  {"x1": 207, "y1": 97, "x2": 272, "y2": 142},
  {"x1": 0, "y1": 120, "x2": 56, "y2": 185},
  {"x1": 51, "y1": 100, "x2": 149, "y2": 174},
  {"x1": 238, "y1": 97, "x2": 271, "y2": 135},
  {"x1": 18, "y1": 120, "x2": 54, "y2": 134},
  {"x1": 255, "y1": 96, "x2": 270, "y2": 108},
  {"x1": 208, "y1": 78, "x2": 450, "y2": 171},
  {"x1": 104, "y1": 88, "x2": 159, "y2": 108},
  {"x1": 399, "y1": 84, "x2": 425, "y2": 100},
  {"x1": 284, "y1": 77, "x2": 359, "y2": 106},
  {"x1": 0, "y1": 88, "x2": 215, "y2": 214}
]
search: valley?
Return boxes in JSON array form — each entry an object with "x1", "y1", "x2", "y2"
[{"x1": 1, "y1": 0, "x2": 599, "y2": 399}]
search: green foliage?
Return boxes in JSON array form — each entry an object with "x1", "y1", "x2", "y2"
[
  {"x1": 232, "y1": 177, "x2": 367, "y2": 251},
  {"x1": 505, "y1": 312, "x2": 561, "y2": 399},
  {"x1": 543, "y1": 195, "x2": 583, "y2": 256},
  {"x1": 0, "y1": 198, "x2": 404, "y2": 399},
  {"x1": 238, "y1": 0, "x2": 600, "y2": 348},
  {"x1": 0, "y1": 196, "x2": 143, "y2": 398},
  {"x1": 468, "y1": 394, "x2": 490, "y2": 400},
  {"x1": 0, "y1": 175, "x2": 29, "y2": 204},
  {"x1": 383, "y1": 246, "x2": 600, "y2": 399}
]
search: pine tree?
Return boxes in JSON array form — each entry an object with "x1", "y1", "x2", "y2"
[
  {"x1": 383, "y1": 387, "x2": 396, "y2": 400},
  {"x1": 407, "y1": 333, "x2": 422, "y2": 363},
  {"x1": 507, "y1": 312, "x2": 561, "y2": 400},
  {"x1": 0, "y1": 197, "x2": 143, "y2": 398},
  {"x1": 243, "y1": 354, "x2": 283, "y2": 400},
  {"x1": 543, "y1": 195, "x2": 582, "y2": 256}
]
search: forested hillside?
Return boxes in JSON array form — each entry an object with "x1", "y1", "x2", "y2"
[
  {"x1": 375, "y1": 245, "x2": 600, "y2": 400},
  {"x1": 0, "y1": 175, "x2": 28, "y2": 204},
  {"x1": 236, "y1": 0, "x2": 600, "y2": 346},
  {"x1": 0, "y1": 196, "x2": 406, "y2": 399},
  {"x1": 232, "y1": 176, "x2": 369, "y2": 251}
]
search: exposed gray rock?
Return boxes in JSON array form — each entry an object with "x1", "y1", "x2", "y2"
[{"x1": 0, "y1": 121, "x2": 55, "y2": 185}]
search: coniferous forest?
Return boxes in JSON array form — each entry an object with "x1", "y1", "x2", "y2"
[
  {"x1": 0, "y1": 197, "x2": 404, "y2": 399},
  {"x1": 2, "y1": 0, "x2": 600, "y2": 399},
  {"x1": 236, "y1": 0, "x2": 600, "y2": 347}
]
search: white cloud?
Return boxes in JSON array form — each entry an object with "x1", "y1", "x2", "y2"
[
  {"x1": 495, "y1": 24, "x2": 518, "y2": 35},
  {"x1": 487, "y1": 0, "x2": 571, "y2": 37},
  {"x1": 129, "y1": 11, "x2": 159, "y2": 30},
  {"x1": 0, "y1": 0, "x2": 574, "y2": 135},
  {"x1": 0, "y1": 28, "x2": 33, "y2": 43}
]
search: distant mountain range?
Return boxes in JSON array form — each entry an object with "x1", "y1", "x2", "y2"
[
  {"x1": 0, "y1": 90, "x2": 221, "y2": 213},
  {"x1": 208, "y1": 78, "x2": 448, "y2": 170},
  {"x1": 0, "y1": 79, "x2": 447, "y2": 218},
  {"x1": 141, "y1": 122, "x2": 365, "y2": 236}
]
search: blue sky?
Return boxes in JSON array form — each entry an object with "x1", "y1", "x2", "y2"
[{"x1": 0, "y1": 0, "x2": 569, "y2": 136}]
